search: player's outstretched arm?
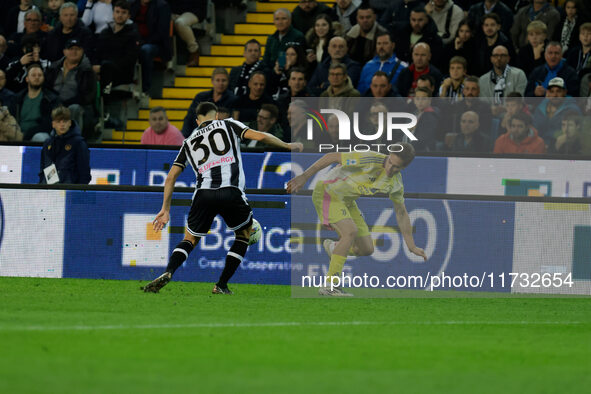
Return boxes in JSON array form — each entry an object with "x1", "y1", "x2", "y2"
[
  {"x1": 286, "y1": 152, "x2": 341, "y2": 194},
  {"x1": 243, "y1": 129, "x2": 303, "y2": 152},
  {"x1": 153, "y1": 165, "x2": 183, "y2": 232},
  {"x1": 393, "y1": 201, "x2": 427, "y2": 261}
]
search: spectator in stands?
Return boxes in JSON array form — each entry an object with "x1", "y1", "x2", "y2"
[
  {"x1": 0, "y1": 35, "x2": 10, "y2": 70},
  {"x1": 474, "y1": 13, "x2": 516, "y2": 77},
  {"x1": 379, "y1": 0, "x2": 425, "y2": 33},
  {"x1": 0, "y1": 104, "x2": 22, "y2": 141},
  {"x1": 479, "y1": 45, "x2": 527, "y2": 104},
  {"x1": 269, "y1": 43, "x2": 309, "y2": 99},
  {"x1": 129, "y1": 0, "x2": 172, "y2": 94},
  {"x1": 305, "y1": 14, "x2": 341, "y2": 71},
  {"x1": 320, "y1": 62, "x2": 360, "y2": 99},
  {"x1": 416, "y1": 73, "x2": 437, "y2": 96},
  {"x1": 44, "y1": 38, "x2": 97, "y2": 140},
  {"x1": 16, "y1": 63, "x2": 61, "y2": 141},
  {"x1": 493, "y1": 112, "x2": 546, "y2": 154},
  {"x1": 396, "y1": 42, "x2": 442, "y2": 97},
  {"x1": 292, "y1": 0, "x2": 331, "y2": 36},
  {"x1": 0, "y1": 70, "x2": 17, "y2": 115},
  {"x1": 276, "y1": 67, "x2": 309, "y2": 131},
  {"x1": 5, "y1": 34, "x2": 51, "y2": 93},
  {"x1": 286, "y1": 99, "x2": 324, "y2": 148},
  {"x1": 357, "y1": 32, "x2": 406, "y2": 95},
  {"x1": 345, "y1": 4, "x2": 388, "y2": 64},
  {"x1": 532, "y1": 76, "x2": 581, "y2": 146},
  {"x1": 181, "y1": 67, "x2": 236, "y2": 137},
  {"x1": 443, "y1": 18, "x2": 479, "y2": 76},
  {"x1": 566, "y1": 22, "x2": 591, "y2": 78},
  {"x1": 330, "y1": 0, "x2": 361, "y2": 32},
  {"x1": 81, "y1": 0, "x2": 114, "y2": 34},
  {"x1": 553, "y1": 0, "x2": 582, "y2": 54},
  {"x1": 516, "y1": 20, "x2": 548, "y2": 75},
  {"x1": 140, "y1": 106, "x2": 184, "y2": 145},
  {"x1": 496, "y1": 92, "x2": 532, "y2": 137},
  {"x1": 444, "y1": 76, "x2": 493, "y2": 140},
  {"x1": 42, "y1": 2, "x2": 93, "y2": 61},
  {"x1": 39, "y1": 105, "x2": 91, "y2": 184},
  {"x1": 6, "y1": 9, "x2": 47, "y2": 58},
  {"x1": 244, "y1": 103, "x2": 284, "y2": 147},
  {"x1": 216, "y1": 107, "x2": 230, "y2": 120},
  {"x1": 169, "y1": 0, "x2": 207, "y2": 67},
  {"x1": 42, "y1": 0, "x2": 64, "y2": 32},
  {"x1": 425, "y1": 0, "x2": 463, "y2": 45},
  {"x1": 307, "y1": 36, "x2": 361, "y2": 94},
  {"x1": 4, "y1": 0, "x2": 39, "y2": 37},
  {"x1": 365, "y1": 70, "x2": 398, "y2": 97},
  {"x1": 262, "y1": 8, "x2": 305, "y2": 70},
  {"x1": 229, "y1": 39, "x2": 264, "y2": 97},
  {"x1": 393, "y1": 7, "x2": 443, "y2": 70},
  {"x1": 92, "y1": 0, "x2": 140, "y2": 96},
  {"x1": 511, "y1": 0, "x2": 561, "y2": 50},
  {"x1": 552, "y1": 111, "x2": 582, "y2": 154},
  {"x1": 439, "y1": 56, "x2": 467, "y2": 101},
  {"x1": 406, "y1": 86, "x2": 436, "y2": 152},
  {"x1": 446, "y1": 110, "x2": 491, "y2": 152},
  {"x1": 233, "y1": 71, "x2": 275, "y2": 123},
  {"x1": 467, "y1": 0, "x2": 514, "y2": 37},
  {"x1": 526, "y1": 41, "x2": 579, "y2": 97}
]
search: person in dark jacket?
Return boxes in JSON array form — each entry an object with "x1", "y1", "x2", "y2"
[
  {"x1": 292, "y1": 0, "x2": 331, "y2": 36},
  {"x1": 393, "y1": 7, "x2": 444, "y2": 70},
  {"x1": 129, "y1": 0, "x2": 172, "y2": 94},
  {"x1": 262, "y1": 8, "x2": 305, "y2": 70},
  {"x1": 229, "y1": 39, "x2": 265, "y2": 97},
  {"x1": 44, "y1": 38, "x2": 97, "y2": 139},
  {"x1": 39, "y1": 105, "x2": 91, "y2": 184},
  {"x1": 15, "y1": 63, "x2": 62, "y2": 141},
  {"x1": 181, "y1": 67, "x2": 237, "y2": 137},
  {"x1": 92, "y1": 1, "x2": 140, "y2": 95},
  {"x1": 42, "y1": 2, "x2": 94, "y2": 61}
]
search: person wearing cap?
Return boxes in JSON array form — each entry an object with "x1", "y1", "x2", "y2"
[
  {"x1": 532, "y1": 76, "x2": 581, "y2": 147},
  {"x1": 525, "y1": 41, "x2": 579, "y2": 97},
  {"x1": 44, "y1": 37, "x2": 98, "y2": 141},
  {"x1": 4, "y1": 33, "x2": 51, "y2": 93},
  {"x1": 42, "y1": 2, "x2": 93, "y2": 62}
]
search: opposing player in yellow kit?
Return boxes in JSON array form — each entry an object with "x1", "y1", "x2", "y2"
[{"x1": 287, "y1": 142, "x2": 427, "y2": 296}]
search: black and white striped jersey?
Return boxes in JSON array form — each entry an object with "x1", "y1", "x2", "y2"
[{"x1": 173, "y1": 118, "x2": 249, "y2": 190}]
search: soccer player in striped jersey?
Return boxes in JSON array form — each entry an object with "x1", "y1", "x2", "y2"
[
  {"x1": 142, "y1": 102, "x2": 302, "y2": 294},
  {"x1": 287, "y1": 143, "x2": 427, "y2": 296}
]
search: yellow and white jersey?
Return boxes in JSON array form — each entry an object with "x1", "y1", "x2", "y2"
[{"x1": 320, "y1": 152, "x2": 404, "y2": 204}]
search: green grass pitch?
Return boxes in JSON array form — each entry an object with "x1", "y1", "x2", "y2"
[{"x1": 1, "y1": 277, "x2": 590, "y2": 393}]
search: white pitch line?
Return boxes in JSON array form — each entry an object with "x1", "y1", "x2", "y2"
[{"x1": 0, "y1": 320, "x2": 584, "y2": 332}]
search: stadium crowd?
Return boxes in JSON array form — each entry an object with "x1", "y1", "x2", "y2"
[{"x1": 0, "y1": 0, "x2": 590, "y2": 156}]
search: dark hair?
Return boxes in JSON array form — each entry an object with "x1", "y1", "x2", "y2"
[
  {"x1": 51, "y1": 106, "x2": 71, "y2": 121},
  {"x1": 26, "y1": 63, "x2": 43, "y2": 74},
  {"x1": 482, "y1": 12, "x2": 501, "y2": 25},
  {"x1": 511, "y1": 112, "x2": 532, "y2": 126},
  {"x1": 305, "y1": 13, "x2": 335, "y2": 54},
  {"x1": 393, "y1": 142, "x2": 416, "y2": 167},
  {"x1": 260, "y1": 103, "x2": 279, "y2": 119},
  {"x1": 376, "y1": 31, "x2": 394, "y2": 42},
  {"x1": 244, "y1": 39, "x2": 261, "y2": 50},
  {"x1": 288, "y1": 67, "x2": 307, "y2": 79},
  {"x1": 357, "y1": 3, "x2": 375, "y2": 13},
  {"x1": 113, "y1": 0, "x2": 130, "y2": 11},
  {"x1": 285, "y1": 43, "x2": 308, "y2": 70},
  {"x1": 454, "y1": 17, "x2": 473, "y2": 38},
  {"x1": 217, "y1": 107, "x2": 231, "y2": 116},
  {"x1": 507, "y1": 91, "x2": 523, "y2": 98},
  {"x1": 415, "y1": 86, "x2": 432, "y2": 97},
  {"x1": 417, "y1": 74, "x2": 436, "y2": 87},
  {"x1": 410, "y1": 6, "x2": 427, "y2": 16},
  {"x1": 196, "y1": 102, "x2": 218, "y2": 117},
  {"x1": 149, "y1": 106, "x2": 166, "y2": 115},
  {"x1": 372, "y1": 70, "x2": 389, "y2": 80}
]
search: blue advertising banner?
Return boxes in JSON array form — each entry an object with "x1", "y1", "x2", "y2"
[{"x1": 18, "y1": 147, "x2": 447, "y2": 193}]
